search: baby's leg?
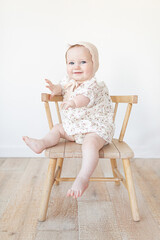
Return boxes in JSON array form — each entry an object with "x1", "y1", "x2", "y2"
[
  {"x1": 67, "y1": 133, "x2": 106, "y2": 198},
  {"x1": 23, "y1": 124, "x2": 75, "y2": 154}
]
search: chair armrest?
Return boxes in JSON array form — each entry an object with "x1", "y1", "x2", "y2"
[
  {"x1": 111, "y1": 95, "x2": 138, "y2": 104},
  {"x1": 41, "y1": 93, "x2": 63, "y2": 102}
]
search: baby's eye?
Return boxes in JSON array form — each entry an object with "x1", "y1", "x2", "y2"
[
  {"x1": 69, "y1": 62, "x2": 74, "y2": 65},
  {"x1": 81, "y1": 61, "x2": 86, "y2": 64}
]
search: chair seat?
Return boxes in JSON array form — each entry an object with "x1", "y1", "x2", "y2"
[{"x1": 45, "y1": 138, "x2": 134, "y2": 159}]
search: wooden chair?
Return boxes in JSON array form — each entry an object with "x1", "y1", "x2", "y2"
[{"x1": 38, "y1": 93, "x2": 140, "y2": 222}]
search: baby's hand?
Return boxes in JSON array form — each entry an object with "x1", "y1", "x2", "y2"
[
  {"x1": 45, "y1": 79, "x2": 62, "y2": 96},
  {"x1": 61, "y1": 100, "x2": 76, "y2": 110}
]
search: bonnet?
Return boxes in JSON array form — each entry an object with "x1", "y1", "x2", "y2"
[{"x1": 66, "y1": 41, "x2": 99, "y2": 76}]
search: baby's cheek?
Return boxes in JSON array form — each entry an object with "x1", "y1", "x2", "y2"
[
  {"x1": 67, "y1": 65, "x2": 71, "y2": 72},
  {"x1": 67, "y1": 68, "x2": 72, "y2": 77},
  {"x1": 86, "y1": 68, "x2": 94, "y2": 76}
]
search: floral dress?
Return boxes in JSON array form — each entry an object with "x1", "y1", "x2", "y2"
[{"x1": 59, "y1": 77, "x2": 115, "y2": 144}]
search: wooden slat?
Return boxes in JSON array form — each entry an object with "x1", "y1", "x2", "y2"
[
  {"x1": 64, "y1": 141, "x2": 82, "y2": 158},
  {"x1": 111, "y1": 95, "x2": 138, "y2": 104},
  {"x1": 64, "y1": 141, "x2": 118, "y2": 159},
  {"x1": 42, "y1": 93, "x2": 138, "y2": 104},
  {"x1": 45, "y1": 139, "x2": 66, "y2": 158},
  {"x1": 102, "y1": 142, "x2": 120, "y2": 159},
  {"x1": 56, "y1": 177, "x2": 122, "y2": 182},
  {"x1": 55, "y1": 159, "x2": 64, "y2": 185},
  {"x1": 64, "y1": 141, "x2": 111, "y2": 158},
  {"x1": 113, "y1": 168, "x2": 127, "y2": 188},
  {"x1": 45, "y1": 139, "x2": 121, "y2": 159},
  {"x1": 110, "y1": 158, "x2": 120, "y2": 186},
  {"x1": 55, "y1": 102, "x2": 62, "y2": 123},
  {"x1": 41, "y1": 93, "x2": 63, "y2": 102},
  {"x1": 119, "y1": 103, "x2": 132, "y2": 141},
  {"x1": 122, "y1": 158, "x2": 140, "y2": 221},
  {"x1": 44, "y1": 102, "x2": 53, "y2": 129},
  {"x1": 39, "y1": 158, "x2": 57, "y2": 222},
  {"x1": 112, "y1": 138, "x2": 134, "y2": 158},
  {"x1": 113, "y1": 102, "x2": 118, "y2": 122}
]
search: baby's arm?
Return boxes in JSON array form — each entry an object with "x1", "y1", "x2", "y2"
[
  {"x1": 62, "y1": 95, "x2": 90, "y2": 110},
  {"x1": 45, "y1": 79, "x2": 62, "y2": 96},
  {"x1": 73, "y1": 95, "x2": 90, "y2": 107}
]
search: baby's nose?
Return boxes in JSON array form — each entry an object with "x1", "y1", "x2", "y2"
[{"x1": 74, "y1": 64, "x2": 81, "y2": 69}]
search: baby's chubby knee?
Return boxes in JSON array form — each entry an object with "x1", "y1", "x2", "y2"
[
  {"x1": 82, "y1": 134, "x2": 99, "y2": 150},
  {"x1": 82, "y1": 133, "x2": 105, "y2": 152},
  {"x1": 52, "y1": 123, "x2": 65, "y2": 136},
  {"x1": 53, "y1": 124, "x2": 74, "y2": 141}
]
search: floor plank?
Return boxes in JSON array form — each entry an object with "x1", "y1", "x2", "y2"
[
  {"x1": 0, "y1": 158, "x2": 48, "y2": 240},
  {"x1": 100, "y1": 159, "x2": 160, "y2": 240},
  {"x1": 0, "y1": 158, "x2": 29, "y2": 172},
  {"x1": 0, "y1": 158, "x2": 6, "y2": 167},
  {"x1": 79, "y1": 161, "x2": 111, "y2": 202},
  {"x1": 0, "y1": 157, "x2": 160, "y2": 240},
  {"x1": 132, "y1": 158, "x2": 160, "y2": 226},
  {"x1": 78, "y1": 201, "x2": 122, "y2": 240},
  {"x1": 37, "y1": 158, "x2": 79, "y2": 239},
  {"x1": 35, "y1": 230, "x2": 78, "y2": 240}
]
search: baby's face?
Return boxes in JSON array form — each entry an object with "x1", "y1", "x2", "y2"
[{"x1": 66, "y1": 46, "x2": 94, "y2": 82}]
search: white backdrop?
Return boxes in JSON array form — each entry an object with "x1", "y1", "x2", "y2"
[{"x1": 1, "y1": 0, "x2": 160, "y2": 157}]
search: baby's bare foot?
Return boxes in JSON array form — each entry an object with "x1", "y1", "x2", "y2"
[
  {"x1": 67, "y1": 175, "x2": 89, "y2": 199},
  {"x1": 22, "y1": 136, "x2": 46, "y2": 154}
]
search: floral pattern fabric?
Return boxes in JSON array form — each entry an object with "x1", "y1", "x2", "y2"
[{"x1": 59, "y1": 77, "x2": 115, "y2": 144}]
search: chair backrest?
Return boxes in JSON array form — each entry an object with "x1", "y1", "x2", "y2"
[{"x1": 41, "y1": 93, "x2": 138, "y2": 142}]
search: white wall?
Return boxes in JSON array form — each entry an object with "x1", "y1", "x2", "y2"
[{"x1": 0, "y1": 0, "x2": 160, "y2": 157}]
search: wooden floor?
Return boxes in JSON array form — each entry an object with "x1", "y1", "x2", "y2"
[{"x1": 0, "y1": 157, "x2": 160, "y2": 240}]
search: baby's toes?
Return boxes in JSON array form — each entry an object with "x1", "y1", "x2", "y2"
[
  {"x1": 23, "y1": 136, "x2": 30, "y2": 145},
  {"x1": 67, "y1": 189, "x2": 72, "y2": 197},
  {"x1": 77, "y1": 190, "x2": 82, "y2": 198},
  {"x1": 78, "y1": 190, "x2": 82, "y2": 198},
  {"x1": 73, "y1": 191, "x2": 78, "y2": 199},
  {"x1": 22, "y1": 136, "x2": 28, "y2": 142},
  {"x1": 67, "y1": 189, "x2": 74, "y2": 197},
  {"x1": 70, "y1": 189, "x2": 75, "y2": 197}
]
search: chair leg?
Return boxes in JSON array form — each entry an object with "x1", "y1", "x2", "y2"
[
  {"x1": 110, "y1": 158, "x2": 120, "y2": 186},
  {"x1": 55, "y1": 158, "x2": 64, "y2": 185},
  {"x1": 38, "y1": 158, "x2": 57, "y2": 222},
  {"x1": 122, "y1": 158, "x2": 140, "y2": 222}
]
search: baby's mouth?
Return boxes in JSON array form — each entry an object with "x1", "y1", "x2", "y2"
[{"x1": 73, "y1": 71, "x2": 83, "y2": 74}]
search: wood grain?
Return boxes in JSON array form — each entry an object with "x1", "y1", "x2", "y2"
[{"x1": 0, "y1": 158, "x2": 160, "y2": 239}]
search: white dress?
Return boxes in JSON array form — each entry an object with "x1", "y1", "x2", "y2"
[{"x1": 59, "y1": 77, "x2": 115, "y2": 144}]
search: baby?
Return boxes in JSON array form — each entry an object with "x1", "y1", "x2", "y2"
[{"x1": 23, "y1": 41, "x2": 115, "y2": 199}]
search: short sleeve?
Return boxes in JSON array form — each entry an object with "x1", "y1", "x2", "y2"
[{"x1": 74, "y1": 80, "x2": 98, "y2": 108}]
